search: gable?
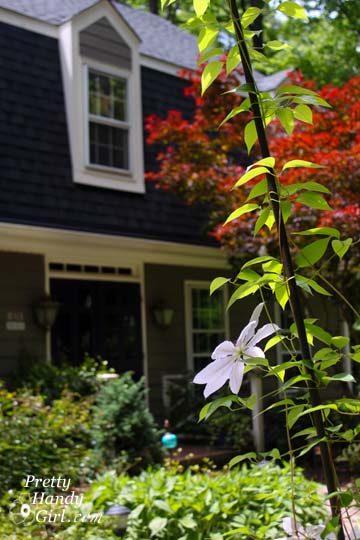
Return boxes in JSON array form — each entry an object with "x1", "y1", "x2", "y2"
[{"x1": 79, "y1": 17, "x2": 132, "y2": 69}]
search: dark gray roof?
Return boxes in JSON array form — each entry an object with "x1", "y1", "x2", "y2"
[
  {"x1": 0, "y1": 0, "x2": 198, "y2": 69},
  {"x1": 115, "y1": 3, "x2": 197, "y2": 69}
]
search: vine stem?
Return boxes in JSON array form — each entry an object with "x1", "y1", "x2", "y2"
[{"x1": 227, "y1": 1, "x2": 345, "y2": 537}]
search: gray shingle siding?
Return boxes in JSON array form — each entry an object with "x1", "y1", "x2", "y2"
[{"x1": 0, "y1": 22, "x2": 212, "y2": 246}]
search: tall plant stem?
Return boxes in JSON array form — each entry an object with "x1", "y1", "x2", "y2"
[{"x1": 227, "y1": 1, "x2": 344, "y2": 537}]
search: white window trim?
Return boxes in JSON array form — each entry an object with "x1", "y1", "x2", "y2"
[
  {"x1": 185, "y1": 280, "x2": 230, "y2": 372},
  {"x1": 59, "y1": 2, "x2": 144, "y2": 193},
  {"x1": 83, "y1": 62, "x2": 132, "y2": 175}
]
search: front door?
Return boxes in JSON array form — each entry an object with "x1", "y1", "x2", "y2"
[{"x1": 50, "y1": 279, "x2": 142, "y2": 377}]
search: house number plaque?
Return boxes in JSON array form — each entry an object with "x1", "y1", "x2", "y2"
[{"x1": 6, "y1": 311, "x2": 26, "y2": 331}]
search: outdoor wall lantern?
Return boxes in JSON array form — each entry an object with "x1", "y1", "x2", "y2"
[
  {"x1": 105, "y1": 504, "x2": 131, "y2": 536},
  {"x1": 151, "y1": 302, "x2": 174, "y2": 328},
  {"x1": 33, "y1": 294, "x2": 60, "y2": 331}
]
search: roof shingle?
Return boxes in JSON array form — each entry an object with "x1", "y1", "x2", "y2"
[{"x1": 0, "y1": 0, "x2": 198, "y2": 69}]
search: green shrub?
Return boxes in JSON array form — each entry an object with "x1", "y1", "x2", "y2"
[
  {"x1": 84, "y1": 463, "x2": 328, "y2": 540},
  {"x1": 91, "y1": 373, "x2": 164, "y2": 469},
  {"x1": 0, "y1": 385, "x2": 95, "y2": 494},
  {"x1": 12, "y1": 356, "x2": 111, "y2": 401},
  {"x1": 0, "y1": 463, "x2": 327, "y2": 540}
]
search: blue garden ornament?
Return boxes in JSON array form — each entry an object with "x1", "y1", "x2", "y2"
[{"x1": 161, "y1": 419, "x2": 178, "y2": 449}]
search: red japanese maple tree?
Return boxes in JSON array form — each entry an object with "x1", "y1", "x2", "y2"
[{"x1": 145, "y1": 68, "x2": 360, "y2": 310}]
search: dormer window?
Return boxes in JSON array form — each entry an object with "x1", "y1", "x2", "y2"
[
  {"x1": 88, "y1": 69, "x2": 129, "y2": 171},
  {"x1": 59, "y1": 7, "x2": 144, "y2": 193}
]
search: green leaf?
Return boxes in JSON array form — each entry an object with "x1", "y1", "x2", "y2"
[
  {"x1": 228, "y1": 281, "x2": 260, "y2": 308},
  {"x1": 244, "y1": 120, "x2": 257, "y2": 153},
  {"x1": 264, "y1": 334, "x2": 286, "y2": 352},
  {"x1": 248, "y1": 156, "x2": 275, "y2": 169},
  {"x1": 201, "y1": 61, "x2": 223, "y2": 95},
  {"x1": 282, "y1": 159, "x2": 324, "y2": 171},
  {"x1": 224, "y1": 203, "x2": 259, "y2": 225},
  {"x1": 220, "y1": 101, "x2": 250, "y2": 128},
  {"x1": 297, "y1": 192, "x2": 332, "y2": 210},
  {"x1": 305, "y1": 322, "x2": 332, "y2": 346},
  {"x1": 226, "y1": 45, "x2": 241, "y2": 75},
  {"x1": 233, "y1": 166, "x2": 268, "y2": 188},
  {"x1": 327, "y1": 373, "x2": 355, "y2": 383},
  {"x1": 194, "y1": 0, "x2": 210, "y2": 16},
  {"x1": 265, "y1": 209, "x2": 275, "y2": 230},
  {"x1": 247, "y1": 178, "x2": 268, "y2": 201},
  {"x1": 280, "y1": 200, "x2": 291, "y2": 223},
  {"x1": 161, "y1": 0, "x2": 176, "y2": 8},
  {"x1": 254, "y1": 207, "x2": 270, "y2": 235},
  {"x1": 297, "y1": 238, "x2": 330, "y2": 268},
  {"x1": 274, "y1": 281, "x2": 289, "y2": 309},
  {"x1": 287, "y1": 404, "x2": 305, "y2": 429},
  {"x1": 198, "y1": 47, "x2": 224, "y2": 65},
  {"x1": 150, "y1": 517, "x2": 168, "y2": 537},
  {"x1": 295, "y1": 275, "x2": 331, "y2": 296},
  {"x1": 199, "y1": 395, "x2": 240, "y2": 421},
  {"x1": 198, "y1": 26, "x2": 219, "y2": 54},
  {"x1": 296, "y1": 227, "x2": 340, "y2": 239},
  {"x1": 179, "y1": 515, "x2": 197, "y2": 529},
  {"x1": 331, "y1": 238, "x2": 352, "y2": 260},
  {"x1": 210, "y1": 277, "x2": 230, "y2": 295},
  {"x1": 331, "y1": 336, "x2": 350, "y2": 349},
  {"x1": 277, "y1": 107, "x2": 294, "y2": 135},
  {"x1": 266, "y1": 40, "x2": 289, "y2": 50},
  {"x1": 350, "y1": 352, "x2": 360, "y2": 363},
  {"x1": 262, "y1": 259, "x2": 283, "y2": 274},
  {"x1": 241, "y1": 6, "x2": 261, "y2": 28},
  {"x1": 242, "y1": 255, "x2": 278, "y2": 269},
  {"x1": 229, "y1": 452, "x2": 257, "y2": 468},
  {"x1": 239, "y1": 393, "x2": 257, "y2": 410},
  {"x1": 294, "y1": 104, "x2": 313, "y2": 124},
  {"x1": 237, "y1": 268, "x2": 261, "y2": 282},
  {"x1": 278, "y1": 1, "x2": 307, "y2": 19},
  {"x1": 276, "y1": 85, "x2": 319, "y2": 97},
  {"x1": 300, "y1": 181, "x2": 330, "y2": 194},
  {"x1": 282, "y1": 182, "x2": 329, "y2": 196}
]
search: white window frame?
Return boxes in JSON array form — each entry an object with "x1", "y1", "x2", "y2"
[
  {"x1": 185, "y1": 280, "x2": 230, "y2": 372},
  {"x1": 83, "y1": 63, "x2": 132, "y2": 175},
  {"x1": 59, "y1": 3, "x2": 144, "y2": 193}
]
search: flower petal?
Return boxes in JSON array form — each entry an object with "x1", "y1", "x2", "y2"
[
  {"x1": 236, "y1": 303, "x2": 264, "y2": 347},
  {"x1": 193, "y1": 356, "x2": 234, "y2": 398},
  {"x1": 248, "y1": 323, "x2": 280, "y2": 347},
  {"x1": 229, "y1": 361, "x2": 244, "y2": 394},
  {"x1": 250, "y1": 302, "x2": 264, "y2": 326},
  {"x1": 236, "y1": 320, "x2": 257, "y2": 348},
  {"x1": 244, "y1": 346, "x2": 265, "y2": 359},
  {"x1": 211, "y1": 340, "x2": 235, "y2": 360}
]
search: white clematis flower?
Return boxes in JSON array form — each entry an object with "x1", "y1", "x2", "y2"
[
  {"x1": 193, "y1": 302, "x2": 279, "y2": 398},
  {"x1": 282, "y1": 517, "x2": 336, "y2": 540}
]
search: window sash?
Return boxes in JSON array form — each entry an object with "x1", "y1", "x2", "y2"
[
  {"x1": 186, "y1": 282, "x2": 228, "y2": 372},
  {"x1": 87, "y1": 68, "x2": 130, "y2": 172}
]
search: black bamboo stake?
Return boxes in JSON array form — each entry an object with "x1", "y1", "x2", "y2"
[{"x1": 227, "y1": 1, "x2": 345, "y2": 537}]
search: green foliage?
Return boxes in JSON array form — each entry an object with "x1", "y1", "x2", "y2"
[
  {"x1": 84, "y1": 464, "x2": 327, "y2": 540},
  {"x1": 12, "y1": 355, "x2": 111, "y2": 401},
  {"x1": 0, "y1": 384, "x2": 95, "y2": 494},
  {"x1": 91, "y1": 374, "x2": 164, "y2": 469},
  {"x1": 263, "y1": 15, "x2": 360, "y2": 87}
]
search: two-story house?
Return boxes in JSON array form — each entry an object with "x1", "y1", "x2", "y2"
[{"x1": 0, "y1": 0, "x2": 255, "y2": 414}]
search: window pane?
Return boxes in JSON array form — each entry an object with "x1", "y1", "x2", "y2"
[
  {"x1": 88, "y1": 70, "x2": 126, "y2": 121},
  {"x1": 89, "y1": 122, "x2": 129, "y2": 170},
  {"x1": 190, "y1": 286, "x2": 226, "y2": 369}
]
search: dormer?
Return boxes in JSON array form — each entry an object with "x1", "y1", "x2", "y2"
[{"x1": 59, "y1": 1, "x2": 144, "y2": 193}]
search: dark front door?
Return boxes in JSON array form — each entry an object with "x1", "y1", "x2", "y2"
[{"x1": 50, "y1": 279, "x2": 143, "y2": 377}]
